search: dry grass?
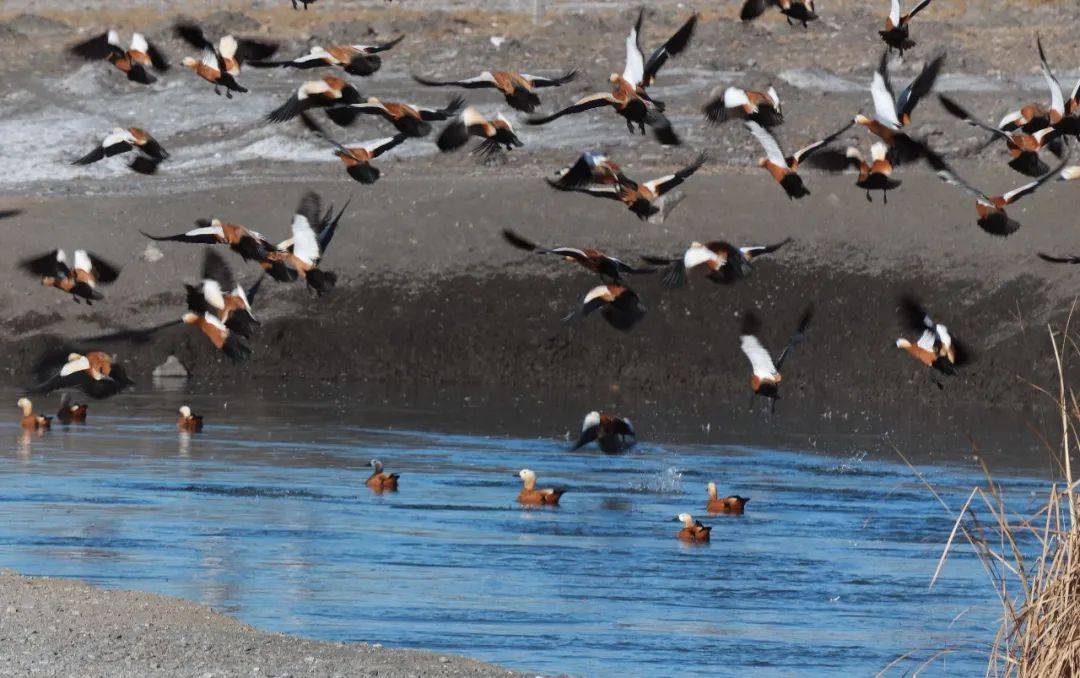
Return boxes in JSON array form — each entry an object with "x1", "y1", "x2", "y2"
[{"x1": 889, "y1": 307, "x2": 1080, "y2": 676}]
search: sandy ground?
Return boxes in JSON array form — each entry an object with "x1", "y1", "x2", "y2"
[{"x1": 0, "y1": 570, "x2": 525, "y2": 677}]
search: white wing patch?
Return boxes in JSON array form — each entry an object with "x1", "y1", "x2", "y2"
[
  {"x1": 745, "y1": 121, "x2": 787, "y2": 166},
  {"x1": 290, "y1": 214, "x2": 321, "y2": 265},
  {"x1": 60, "y1": 355, "x2": 91, "y2": 377},
  {"x1": 186, "y1": 224, "x2": 226, "y2": 239},
  {"x1": 916, "y1": 329, "x2": 936, "y2": 352},
  {"x1": 740, "y1": 335, "x2": 779, "y2": 379},
  {"x1": 723, "y1": 87, "x2": 751, "y2": 110},
  {"x1": 622, "y1": 24, "x2": 645, "y2": 86},
  {"x1": 889, "y1": 0, "x2": 901, "y2": 25},
  {"x1": 683, "y1": 244, "x2": 719, "y2": 270},
  {"x1": 73, "y1": 250, "x2": 93, "y2": 274},
  {"x1": 582, "y1": 410, "x2": 600, "y2": 431},
  {"x1": 202, "y1": 279, "x2": 226, "y2": 310},
  {"x1": 130, "y1": 33, "x2": 148, "y2": 53},
  {"x1": 870, "y1": 71, "x2": 901, "y2": 129}
]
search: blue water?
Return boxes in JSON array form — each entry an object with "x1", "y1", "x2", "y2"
[{"x1": 0, "y1": 391, "x2": 1045, "y2": 676}]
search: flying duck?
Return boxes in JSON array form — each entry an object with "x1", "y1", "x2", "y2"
[
  {"x1": 620, "y1": 8, "x2": 698, "y2": 106},
  {"x1": 174, "y1": 22, "x2": 277, "y2": 77},
  {"x1": 181, "y1": 309, "x2": 252, "y2": 365},
  {"x1": 253, "y1": 36, "x2": 404, "y2": 76},
  {"x1": 548, "y1": 151, "x2": 632, "y2": 190},
  {"x1": 181, "y1": 50, "x2": 248, "y2": 97},
  {"x1": 546, "y1": 153, "x2": 705, "y2": 219},
  {"x1": 327, "y1": 95, "x2": 463, "y2": 137},
  {"x1": 879, "y1": 0, "x2": 935, "y2": 55},
  {"x1": 414, "y1": 69, "x2": 576, "y2": 114},
  {"x1": 703, "y1": 86, "x2": 783, "y2": 127},
  {"x1": 930, "y1": 153, "x2": 1066, "y2": 236},
  {"x1": 706, "y1": 484, "x2": 749, "y2": 515},
  {"x1": 807, "y1": 141, "x2": 901, "y2": 202},
  {"x1": 20, "y1": 249, "x2": 120, "y2": 305},
  {"x1": 895, "y1": 296, "x2": 970, "y2": 377},
  {"x1": 740, "y1": 0, "x2": 818, "y2": 27},
  {"x1": 176, "y1": 405, "x2": 204, "y2": 432},
  {"x1": 1036, "y1": 36, "x2": 1080, "y2": 137},
  {"x1": 501, "y1": 229, "x2": 652, "y2": 283},
  {"x1": 141, "y1": 218, "x2": 278, "y2": 267},
  {"x1": 72, "y1": 127, "x2": 168, "y2": 175},
  {"x1": 563, "y1": 284, "x2": 646, "y2": 331},
  {"x1": 17, "y1": 398, "x2": 51, "y2": 431},
  {"x1": 526, "y1": 80, "x2": 679, "y2": 145},
  {"x1": 56, "y1": 393, "x2": 88, "y2": 424},
  {"x1": 299, "y1": 112, "x2": 408, "y2": 184},
  {"x1": 939, "y1": 95, "x2": 1063, "y2": 177},
  {"x1": 366, "y1": 459, "x2": 400, "y2": 492},
  {"x1": 185, "y1": 250, "x2": 261, "y2": 340},
  {"x1": 70, "y1": 30, "x2": 169, "y2": 84},
  {"x1": 744, "y1": 120, "x2": 854, "y2": 199},
  {"x1": 740, "y1": 307, "x2": 813, "y2": 413},
  {"x1": 571, "y1": 411, "x2": 636, "y2": 455},
  {"x1": 998, "y1": 104, "x2": 1052, "y2": 135},
  {"x1": 264, "y1": 191, "x2": 349, "y2": 294},
  {"x1": 30, "y1": 349, "x2": 134, "y2": 399},
  {"x1": 436, "y1": 107, "x2": 523, "y2": 159},
  {"x1": 677, "y1": 513, "x2": 712, "y2": 543},
  {"x1": 641, "y1": 238, "x2": 790, "y2": 288},
  {"x1": 516, "y1": 469, "x2": 565, "y2": 506},
  {"x1": 855, "y1": 52, "x2": 944, "y2": 162},
  {"x1": 266, "y1": 76, "x2": 362, "y2": 125}
]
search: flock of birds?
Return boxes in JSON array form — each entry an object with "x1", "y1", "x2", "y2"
[{"x1": 10, "y1": 1, "x2": 1080, "y2": 541}]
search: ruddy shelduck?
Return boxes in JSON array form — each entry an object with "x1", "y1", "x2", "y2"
[
  {"x1": 185, "y1": 250, "x2": 261, "y2": 340},
  {"x1": 266, "y1": 76, "x2": 362, "y2": 125},
  {"x1": 879, "y1": 0, "x2": 935, "y2": 55},
  {"x1": 548, "y1": 152, "x2": 632, "y2": 190},
  {"x1": 677, "y1": 513, "x2": 712, "y2": 543},
  {"x1": 299, "y1": 112, "x2": 408, "y2": 184},
  {"x1": 265, "y1": 191, "x2": 349, "y2": 295},
  {"x1": 176, "y1": 405, "x2": 204, "y2": 432},
  {"x1": 366, "y1": 459, "x2": 400, "y2": 493},
  {"x1": 855, "y1": 52, "x2": 943, "y2": 163},
  {"x1": 502, "y1": 229, "x2": 653, "y2": 283},
  {"x1": 17, "y1": 398, "x2": 51, "y2": 431},
  {"x1": 414, "y1": 70, "x2": 576, "y2": 114},
  {"x1": 939, "y1": 95, "x2": 1063, "y2": 178},
  {"x1": 744, "y1": 120, "x2": 853, "y2": 199},
  {"x1": 1037, "y1": 36, "x2": 1080, "y2": 137},
  {"x1": 516, "y1": 469, "x2": 565, "y2": 506},
  {"x1": 808, "y1": 141, "x2": 901, "y2": 202},
  {"x1": 707, "y1": 484, "x2": 750, "y2": 515},
  {"x1": 571, "y1": 411, "x2": 636, "y2": 455},
  {"x1": 546, "y1": 153, "x2": 706, "y2": 220},
  {"x1": 740, "y1": 307, "x2": 813, "y2": 413},
  {"x1": 436, "y1": 107, "x2": 523, "y2": 159},
  {"x1": 564, "y1": 284, "x2": 646, "y2": 331},
  {"x1": 703, "y1": 86, "x2": 783, "y2": 127},
  {"x1": 174, "y1": 23, "x2": 277, "y2": 77},
  {"x1": 56, "y1": 393, "x2": 88, "y2": 424},
  {"x1": 73, "y1": 127, "x2": 169, "y2": 175},
  {"x1": 642, "y1": 238, "x2": 790, "y2": 288},
  {"x1": 181, "y1": 50, "x2": 248, "y2": 98},
  {"x1": 70, "y1": 30, "x2": 169, "y2": 84},
  {"x1": 896, "y1": 296, "x2": 970, "y2": 377},
  {"x1": 141, "y1": 218, "x2": 278, "y2": 268},
  {"x1": 30, "y1": 349, "x2": 134, "y2": 399},
  {"x1": 254, "y1": 36, "x2": 404, "y2": 76},
  {"x1": 740, "y1": 0, "x2": 818, "y2": 27},
  {"x1": 20, "y1": 249, "x2": 120, "y2": 305},
  {"x1": 328, "y1": 95, "x2": 463, "y2": 137}
]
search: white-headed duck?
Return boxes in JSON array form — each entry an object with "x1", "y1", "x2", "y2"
[
  {"x1": 517, "y1": 469, "x2": 565, "y2": 506},
  {"x1": 855, "y1": 52, "x2": 944, "y2": 163},
  {"x1": 502, "y1": 229, "x2": 653, "y2": 283},
  {"x1": 327, "y1": 95, "x2": 463, "y2": 137},
  {"x1": 299, "y1": 112, "x2": 408, "y2": 184},
  {"x1": 20, "y1": 249, "x2": 120, "y2": 305},
  {"x1": 571, "y1": 411, "x2": 636, "y2": 454},
  {"x1": 939, "y1": 95, "x2": 1063, "y2": 178},
  {"x1": 707, "y1": 484, "x2": 750, "y2": 515},
  {"x1": 70, "y1": 30, "x2": 169, "y2": 84},
  {"x1": 30, "y1": 349, "x2": 134, "y2": 399},
  {"x1": 72, "y1": 127, "x2": 169, "y2": 175},
  {"x1": 547, "y1": 153, "x2": 705, "y2": 220},
  {"x1": 17, "y1": 398, "x2": 51, "y2": 431},
  {"x1": 436, "y1": 107, "x2": 523, "y2": 160},
  {"x1": 176, "y1": 405, "x2": 204, "y2": 432},
  {"x1": 896, "y1": 296, "x2": 971, "y2": 377},
  {"x1": 677, "y1": 513, "x2": 712, "y2": 543},
  {"x1": 879, "y1": 0, "x2": 935, "y2": 55},
  {"x1": 265, "y1": 191, "x2": 349, "y2": 295},
  {"x1": 266, "y1": 76, "x2": 362, "y2": 124},
  {"x1": 740, "y1": 0, "x2": 817, "y2": 27},
  {"x1": 740, "y1": 307, "x2": 813, "y2": 413},
  {"x1": 642, "y1": 238, "x2": 790, "y2": 288},
  {"x1": 366, "y1": 459, "x2": 400, "y2": 493},
  {"x1": 930, "y1": 153, "x2": 1066, "y2": 237},
  {"x1": 564, "y1": 284, "x2": 646, "y2": 331},
  {"x1": 254, "y1": 36, "x2": 404, "y2": 76},
  {"x1": 181, "y1": 50, "x2": 248, "y2": 98},
  {"x1": 414, "y1": 69, "x2": 576, "y2": 114},
  {"x1": 703, "y1": 86, "x2": 783, "y2": 127},
  {"x1": 174, "y1": 23, "x2": 277, "y2": 77},
  {"x1": 744, "y1": 120, "x2": 854, "y2": 199},
  {"x1": 56, "y1": 393, "x2": 88, "y2": 424}
]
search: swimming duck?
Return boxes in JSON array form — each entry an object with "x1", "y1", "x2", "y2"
[
  {"x1": 703, "y1": 86, "x2": 783, "y2": 127},
  {"x1": 879, "y1": 0, "x2": 935, "y2": 55},
  {"x1": 299, "y1": 112, "x2": 408, "y2": 184},
  {"x1": 327, "y1": 95, "x2": 463, "y2": 137},
  {"x1": 677, "y1": 513, "x2": 712, "y2": 543},
  {"x1": 939, "y1": 95, "x2": 1063, "y2": 178},
  {"x1": 740, "y1": 307, "x2": 813, "y2": 413},
  {"x1": 185, "y1": 250, "x2": 261, "y2": 340},
  {"x1": 571, "y1": 411, "x2": 636, "y2": 454},
  {"x1": 181, "y1": 50, "x2": 248, "y2": 97},
  {"x1": 266, "y1": 77, "x2": 362, "y2": 125},
  {"x1": 30, "y1": 349, "x2": 134, "y2": 399},
  {"x1": 72, "y1": 127, "x2": 169, "y2": 175},
  {"x1": 436, "y1": 107, "x2": 523, "y2": 160},
  {"x1": 641, "y1": 238, "x2": 790, "y2": 288},
  {"x1": 366, "y1": 459, "x2": 400, "y2": 492},
  {"x1": 895, "y1": 296, "x2": 970, "y2": 376},
  {"x1": 740, "y1": 0, "x2": 818, "y2": 27},
  {"x1": 253, "y1": 36, "x2": 404, "y2": 77},
  {"x1": 414, "y1": 70, "x2": 577, "y2": 114},
  {"x1": 70, "y1": 30, "x2": 169, "y2": 84},
  {"x1": 174, "y1": 23, "x2": 277, "y2": 77},
  {"x1": 176, "y1": 405, "x2": 204, "y2": 432},
  {"x1": 516, "y1": 469, "x2": 565, "y2": 506},
  {"x1": 855, "y1": 52, "x2": 944, "y2": 163},
  {"x1": 265, "y1": 191, "x2": 349, "y2": 295},
  {"x1": 546, "y1": 153, "x2": 705, "y2": 220},
  {"x1": 501, "y1": 229, "x2": 653, "y2": 283},
  {"x1": 563, "y1": 284, "x2": 646, "y2": 331},
  {"x1": 19, "y1": 249, "x2": 121, "y2": 305},
  {"x1": 807, "y1": 141, "x2": 901, "y2": 202},
  {"x1": 706, "y1": 484, "x2": 750, "y2": 515},
  {"x1": 930, "y1": 153, "x2": 1066, "y2": 236},
  {"x1": 744, "y1": 120, "x2": 854, "y2": 199},
  {"x1": 17, "y1": 398, "x2": 51, "y2": 431},
  {"x1": 56, "y1": 393, "x2": 88, "y2": 424}
]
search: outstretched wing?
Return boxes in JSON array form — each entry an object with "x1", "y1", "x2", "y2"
[
  {"x1": 791, "y1": 121, "x2": 855, "y2": 164},
  {"x1": 1037, "y1": 35, "x2": 1066, "y2": 116},
  {"x1": 897, "y1": 53, "x2": 945, "y2": 120},
  {"x1": 744, "y1": 121, "x2": 787, "y2": 166},
  {"x1": 622, "y1": 8, "x2": 645, "y2": 86},
  {"x1": 776, "y1": 306, "x2": 813, "y2": 370},
  {"x1": 938, "y1": 95, "x2": 1012, "y2": 141},
  {"x1": 642, "y1": 153, "x2": 707, "y2": 196},
  {"x1": 1002, "y1": 158, "x2": 1069, "y2": 205},
  {"x1": 871, "y1": 52, "x2": 902, "y2": 129},
  {"x1": 523, "y1": 70, "x2": 578, "y2": 88},
  {"x1": 642, "y1": 13, "x2": 697, "y2": 85},
  {"x1": 412, "y1": 72, "x2": 498, "y2": 89},
  {"x1": 526, "y1": 93, "x2": 615, "y2": 125}
]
